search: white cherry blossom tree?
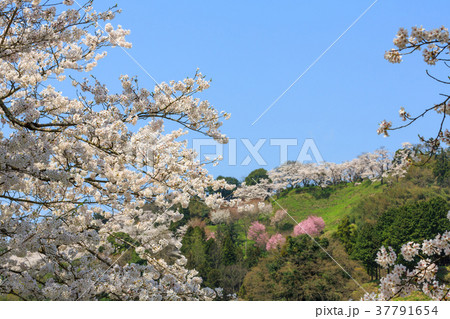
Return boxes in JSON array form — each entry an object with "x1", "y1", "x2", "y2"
[
  {"x1": 0, "y1": 0, "x2": 230, "y2": 300},
  {"x1": 366, "y1": 25, "x2": 450, "y2": 301},
  {"x1": 265, "y1": 149, "x2": 401, "y2": 194}
]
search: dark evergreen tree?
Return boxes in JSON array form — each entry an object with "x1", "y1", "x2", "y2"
[{"x1": 244, "y1": 168, "x2": 270, "y2": 186}]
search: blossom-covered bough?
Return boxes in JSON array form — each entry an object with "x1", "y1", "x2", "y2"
[
  {"x1": 0, "y1": 0, "x2": 232, "y2": 300},
  {"x1": 365, "y1": 26, "x2": 450, "y2": 301},
  {"x1": 363, "y1": 214, "x2": 450, "y2": 301},
  {"x1": 381, "y1": 26, "x2": 450, "y2": 153}
]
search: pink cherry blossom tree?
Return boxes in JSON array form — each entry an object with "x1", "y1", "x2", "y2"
[
  {"x1": 292, "y1": 216, "x2": 325, "y2": 237},
  {"x1": 248, "y1": 221, "x2": 269, "y2": 249},
  {"x1": 266, "y1": 233, "x2": 286, "y2": 251}
]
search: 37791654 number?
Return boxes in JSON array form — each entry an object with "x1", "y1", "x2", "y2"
[{"x1": 376, "y1": 305, "x2": 438, "y2": 316}]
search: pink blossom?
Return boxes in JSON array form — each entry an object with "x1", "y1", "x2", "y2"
[
  {"x1": 206, "y1": 230, "x2": 216, "y2": 241},
  {"x1": 248, "y1": 221, "x2": 269, "y2": 248},
  {"x1": 266, "y1": 233, "x2": 286, "y2": 251},
  {"x1": 292, "y1": 215, "x2": 325, "y2": 237}
]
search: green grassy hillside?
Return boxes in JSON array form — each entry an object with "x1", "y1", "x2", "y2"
[{"x1": 269, "y1": 181, "x2": 385, "y2": 233}]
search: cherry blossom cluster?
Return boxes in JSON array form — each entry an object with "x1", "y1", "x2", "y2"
[
  {"x1": 385, "y1": 26, "x2": 449, "y2": 65},
  {"x1": 390, "y1": 142, "x2": 416, "y2": 180},
  {"x1": 363, "y1": 213, "x2": 450, "y2": 301},
  {"x1": 257, "y1": 201, "x2": 273, "y2": 216},
  {"x1": 247, "y1": 221, "x2": 286, "y2": 251},
  {"x1": 245, "y1": 214, "x2": 325, "y2": 251},
  {"x1": 233, "y1": 178, "x2": 272, "y2": 201},
  {"x1": 270, "y1": 209, "x2": 287, "y2": 226},
  {"x1": 267, "y1": 148, "x2": 402, "y2": 192},
  {"x1": 377, "y1": 120, "x2": 392, "y2": 137},
  {"x1": 375, "y1": 246, "x2": 397, "y2": 269},
  {"x1": 210, "y1": 209, "x2": 231, "y2": 224},
  {"x1": 226, "y1": 185, "x2": 274, "y2": 222},
  {"x1": 265, "y1": 233, "x2": 286, "y2": 251},
  {"x1": 0, "y1": 0, "x2": 230, "y2": 300},
  {"x1": 247, "y1": 221, "x2": 269, "y2": 249},
  {"x1": 292, "y1": 216, "x2": 325, "y2": 237}
]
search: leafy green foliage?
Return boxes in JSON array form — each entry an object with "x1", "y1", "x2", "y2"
[
  {"x1": 181, "y1": 224, "x2": 249, "y2": 298},
  {"x1": 351, "y1": 154, "x2": 450, "y2": 226},
  {"x1": 244, "y1": 168, "x2": 269, "y2": 186},
  {"x1": 106, "y1": 232, "x2": 146, "y2": 265},
  {"x1": 351, "y1": 223, "x2": 381, "y2": 280},
  {"x1": 278, "y1": 222, "x2": 294, "y2": 232},
  {"x1": 348, "y1": 198, "x2": 450, "y2": 278},
  {"x1": 169, "y1": 196, "x2": 210, "y2": 231},
  {"x1": 239, "y1": 236, "x2": 367, "y2": 300},
  {"x1": 336, "y1": 216, "x2": 357, "y2": 254},
  {"x1": 433, "y1": 148, "x2": 450, "y2": 186},
  {"x1": 376, "y1": 197, "x2": 450, "y2": 250}
]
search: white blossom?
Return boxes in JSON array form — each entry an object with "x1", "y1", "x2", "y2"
[
  {"x1": 210, "y1": 209, "x2": 231, "y2": 224},
  {"x1": 366, "y1": 229, "x2": 450, "y2": 301}
]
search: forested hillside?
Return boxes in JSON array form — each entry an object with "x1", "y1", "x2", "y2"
[{"x1": 177, "y1": 148, "x2": 450, "y2": 300}]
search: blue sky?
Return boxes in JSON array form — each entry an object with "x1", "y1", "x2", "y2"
[{"x1": 92, "y1": 0, "x2": 450, "y2": 180}]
